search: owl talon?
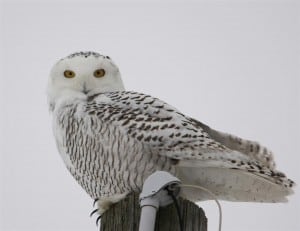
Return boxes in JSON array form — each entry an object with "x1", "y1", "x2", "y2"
[
  {"x1": 93, "y1": 198, "x2": 99, "y2": 207},
  {"x1": 96, "y1": 215, "x2": 102, "y2": 226},
  {"x1": 90, "y1": 208, "x2": 98, "y2": 217}
]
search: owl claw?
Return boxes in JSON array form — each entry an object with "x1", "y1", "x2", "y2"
[
  {"x1": 90, "y1": 208, "x2": 99, "y2": 217},
  {"x1": 90, "y1": 205, "x2": 102, "y2": 226},
  {"x1": 96, "y1": 215, "x2": 102, "y2": 226},
  {"x1": 93, "y1": 198, "x2": 99, "y2": 207}
]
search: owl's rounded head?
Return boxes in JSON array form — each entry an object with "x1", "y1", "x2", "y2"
[{"x1": 47, "y1": 51, "x2": 125, "y2": 110}]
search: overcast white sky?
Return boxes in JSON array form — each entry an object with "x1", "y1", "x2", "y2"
[{"x1": 1, "y1": 0, "x2": 299, "y2": 230}]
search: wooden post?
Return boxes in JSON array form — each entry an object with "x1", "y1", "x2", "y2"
[{"x1": 100, "y1": 192, "x2": 207, "y2": 231}]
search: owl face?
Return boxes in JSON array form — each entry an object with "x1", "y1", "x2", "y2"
[{"x1": 47, "y1": 52, "x2": 125, "y2": 109}]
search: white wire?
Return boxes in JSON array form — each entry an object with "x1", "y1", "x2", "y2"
[{"x1": 180, "y1": 184, "x2": 222, "y2": 231}]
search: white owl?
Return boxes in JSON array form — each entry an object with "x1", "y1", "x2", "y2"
[{"x1": 47, "y1": 51, "x2": 294, "y2": 218}]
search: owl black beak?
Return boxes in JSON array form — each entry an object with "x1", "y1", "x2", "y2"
[{"x1": 82, "y1": 83, "x2": 89, "y2": 94}]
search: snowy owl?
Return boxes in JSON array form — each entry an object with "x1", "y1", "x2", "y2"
[{"x1": 47, "y1": 51, "x2": 295, "y2": 218}]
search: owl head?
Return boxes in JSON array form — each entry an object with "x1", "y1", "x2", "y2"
[{"x1": 47, "y1": 51, "x2": 125, "y2": 110}]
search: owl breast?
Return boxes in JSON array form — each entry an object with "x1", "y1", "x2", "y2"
[{"x1": 53, "y1": 102, "x2": 175, "y2": 199}]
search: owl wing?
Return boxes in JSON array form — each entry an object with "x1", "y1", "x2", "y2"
[
  {"x1": 85, "y1": 91, "x2": 294, "y2": 201},
  {"x1": 86, "y1": 91, "x2": 232, "y2": 158},
  {"x1": 87, "y1": 91, "x2": 272, "y2": 164},
  {"x1": 188, "y1": 118, "x2": 276, "y2": 169}
]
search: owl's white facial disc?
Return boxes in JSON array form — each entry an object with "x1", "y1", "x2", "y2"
[{"x1": 47, "y1": 51, "x2": 125, "y2": 110}]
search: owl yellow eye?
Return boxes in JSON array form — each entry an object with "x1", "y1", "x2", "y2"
[
  {"x1": 94, "y1": 69, "x2": 106, "y2": 78},
  {"x1": 64, "y1": 70, "x2": 76, "y2": 78}
]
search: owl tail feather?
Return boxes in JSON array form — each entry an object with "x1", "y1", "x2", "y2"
[{"x1": 177, "y1": 163, "x2": 294, "y2": 203}]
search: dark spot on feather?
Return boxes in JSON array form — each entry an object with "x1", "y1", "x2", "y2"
[
  {"x1": 131, "y1": 96, "x2": 140, "y2": 100},
  {"x1": 87, "y1": 93, "x2": 102, "y2": 102},
  {"x1": 122, "y1": 120, "x2": 130, "y2": 126},
  {"x1": 129, "y1": 123, "x2": 137, "y2": 129},
  {"x1": 161, "y1": 124, "x2": 168, "y2": 129},
  {"x1": 145, "y1": 100, "x2": 155, "y2": 105},
  {"x1": 151, "y1": 125, "x2": 159, "y2": 131},
  {"x1": 136, "y1": 96, "x2": 148, "y2": 102},
  {"x1": 256, "y1": 165, "x2": 262, "y2": 170},
  {"x1": 135, "y1": 118, "x2": 144, "y2": 122},
  {"x1": 186, "y1": 128, "x2": 198, "y2": 132},
  {"x1": 144, "y1": 136, "x2": 151, "y2": 142},
  {"x1": 144, "y1": 125, "x2": 151, "y2": 130},
  {"x1": 138, "y1": 123, "x2": 146, "y2": 129},
  {"x1": 152, "y1": 136, "x2": 158, "y2": 141},
  {"x1": 137, "y1": 134, "x2": 144, "y2": 141}
]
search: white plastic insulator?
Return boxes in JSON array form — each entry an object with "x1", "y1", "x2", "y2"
[{"x1": 138, "y1": 171, "x2": 181, "y2": 231}]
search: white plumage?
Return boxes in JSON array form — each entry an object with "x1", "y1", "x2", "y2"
[{"x1": 48, "y1": 51, "x2": 295, "y2": 215}]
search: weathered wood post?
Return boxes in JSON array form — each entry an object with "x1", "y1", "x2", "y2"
[{"x1": 100, "y1": 192, "x2": 207, "y2": 231}]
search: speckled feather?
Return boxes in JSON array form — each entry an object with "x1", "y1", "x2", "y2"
[
  {"x1": 53, "y1": 91, "x2": 294, "y2": 202},
  {"x1": 49, "y1": 52, "x2": 295, "y2": 215},
  {"x1": 87, "y1": 92, "x2": 294, "y2": 185}
]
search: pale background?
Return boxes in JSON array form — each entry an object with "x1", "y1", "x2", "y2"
[{"x1": 0, "y1": 0, "x2": 299, "y2": 230}]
